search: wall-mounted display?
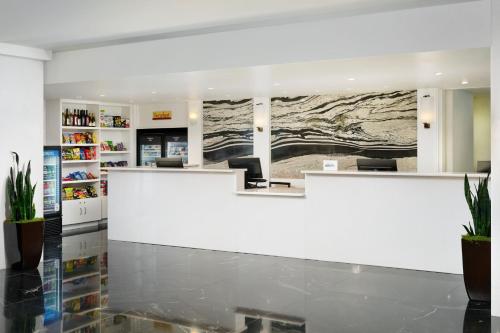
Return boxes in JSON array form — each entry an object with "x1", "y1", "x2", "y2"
[
  {"x1": 203, "y1": 99, "x2": 254, "y2": 168},
  {"x1": 271, "y1": 91, "x2": 417, "y2": 178}
]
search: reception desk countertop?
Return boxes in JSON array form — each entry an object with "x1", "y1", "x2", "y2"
[{"x1": 301, "y1": 170, "x2": 487, "y2": 178}]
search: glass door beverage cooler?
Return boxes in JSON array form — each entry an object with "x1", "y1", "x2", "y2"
[
  {"x1": 44, "y1": 146, "x2": 62, "y2": 236},
  {"x1": 137, "y1": 128, "x2": 188, "y2": 166}
]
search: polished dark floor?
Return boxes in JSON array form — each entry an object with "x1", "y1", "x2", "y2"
[{"x1": 0, "y1": 227, "x2": 492, "y2": 332}]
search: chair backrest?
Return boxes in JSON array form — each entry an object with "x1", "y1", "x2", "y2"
[
  {"x1": 156, "y1": 157, "x2": 184, "y2": 168},
  {"x1": 228, "y1": 157, "x2": 263, "y2": 179},
  {"x1": 357, "y1": 158, "x2": 397, "y2": 172},
  {"x1": 477, "y1": 161, "x2": 491, "y2": 173}
]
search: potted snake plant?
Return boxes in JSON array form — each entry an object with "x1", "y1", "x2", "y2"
[
  {"x1": 462, "y1": 173, "x2": 490, "y2": 302},
  {"x1": 4, "y1": 152, "x2": 44, "y2": 270}
]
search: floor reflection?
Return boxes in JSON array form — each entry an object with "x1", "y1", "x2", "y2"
[{"x1": 0, "y1": 227, "x2": 492, "y2": 332}]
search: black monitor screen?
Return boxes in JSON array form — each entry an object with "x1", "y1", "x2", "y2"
[
  {"x1": 227, "y1": 158, "x2": 263, "y2": 179},
  {"x1": 357, "y1": 158, "x2": 397, "y2": 172}
]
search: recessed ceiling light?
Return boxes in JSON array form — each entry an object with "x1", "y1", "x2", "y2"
[
  {"x1": 208, "y1": 87, "x2": 215, "y2": 90},
  {"x1": 461, "y1": 79, "x2": 469, "y2": 85},
  {"x1": 273, "y1": 82, "x2": 281, "y2": 86},
  {"x1": 347, "y1": 78, "x2": 356, "y2": 81},
  {"x1": 435, "y1": 72, "x2": 443, "y2": 76},
  {"x1": 151, "y1": 91, "x2": 157, "y2": 94},
  {"x1": 99, "y1": 94, "x2": 106, "y2": 97}
]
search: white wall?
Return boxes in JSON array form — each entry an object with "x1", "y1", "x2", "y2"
[
  {"x1": 136, "y1": 102, "x2": 188, "y2": 129},
  {"x1": 0, "y1": 52, "x2": 45, "y2": 269},
  {"x1": 445, "y1": 89, "x2": 474, "y2": 172},
  {"x1": 473, "y1": 93, "x2": 491, "y2": 168},
  {"x1": 491, "y1": 0, "x2": 500, "y2": 318},
  {"x1": 187, "y1": 100, "x2": 203, "y2": 166},
  {"x1": 253, "y1": 98, "x2": 271, "y2": 180},
  {"x1": 417, "y1": 88, "x2": 444, "y2": 173},
  {"x1": 45, "y1": 1, "x2": 490, "y2": 84}
]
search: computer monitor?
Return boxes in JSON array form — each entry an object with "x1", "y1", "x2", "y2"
[
  {"x1": 228, "y1": 157, "x2": 266, "y2": 188},
  {"x1": 477, "y1": 161, "x2": 491, "y2": 173},
  {"x1": 357, "y1": 158, "x2": 397, "y2": 172},
  {"x1": 155, "y1": 157, "x2": 184, "y2": 168},
  {"x1": 228, "y1": 158, "x2": 263, "y2": 179}
]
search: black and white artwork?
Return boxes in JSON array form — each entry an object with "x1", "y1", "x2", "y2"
[
  {"x1": 271, "y1": 91, "x2": 417, "y2": 178},
  {"x1": 203, "y1": 99, "x2": 254, "y2": 168}
]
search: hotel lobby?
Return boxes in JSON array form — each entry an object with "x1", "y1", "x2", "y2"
[{"x1": 1, "y1": 0, "x2": 500, "y2": 332}]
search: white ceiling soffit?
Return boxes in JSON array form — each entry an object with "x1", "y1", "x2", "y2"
[
  {"x1": 44, "y1": 47, "x2": 490, "y2": 103},
  {"x1": 0, "y1": 0, "x2": 478, "y2": 51}
]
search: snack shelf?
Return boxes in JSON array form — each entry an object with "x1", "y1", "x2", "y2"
[
  {"x1": 63, "y1": 179, "x2": 100, "y2": 185},
  {"x1": 62, "y1": 126, "x2": 99, "y2": 131},
  {"x1": 61, "y1": 143, "x2": 99, "y2": 147},
  {"x1": 64, "y1": 306, "x2": 99, "y2": 316},
  {"x1": 63, "y1": 317, "x2": 99, "y2": 333},
  {"x1": 63, "y1": 271, "x2": 100, "y2": 283},
  {"x1": 63, "y1": 288, "x2": 100, "y2": 302},
  {"x1": 100, "y1": 127, "x2": 130, "y2": 131},
  {"x1": 62, "y1": 160, "x2": 99, "y2": 164},
  {"x1": 100, "y1": 150, "x2": 129, "y2": 154}
]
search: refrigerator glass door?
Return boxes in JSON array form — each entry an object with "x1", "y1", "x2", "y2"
[
  {"x1": 43, "y1": 149, "x2": 61, "y2": 216},
  {"x1": 139, "y1": 135, "x2": 162, "y2": 166},
  {"x1": 165, "y1": 140, "x2": 188, "y2": 164}
]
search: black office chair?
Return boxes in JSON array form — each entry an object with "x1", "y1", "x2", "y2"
[{"x1": 228, "y1": 157, "x2": 267, "y2": 189}]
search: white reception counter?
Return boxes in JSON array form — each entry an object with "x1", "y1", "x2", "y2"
[{"x1": 107, "y1": 167, "x2": 486, "y2": 274}]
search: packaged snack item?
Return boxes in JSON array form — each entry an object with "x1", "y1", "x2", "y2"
[
  {"x1": 64, "y1": 187, "x2": 74, "y2": 200},
  {"x1": 74, "y1": 133, "x2": 82, "y2": 144}
]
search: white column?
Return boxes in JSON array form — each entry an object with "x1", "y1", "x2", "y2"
[
  {"x1": 187, "y1": 100, "x2": 203, "y2": 167},
  {"x1": 417, "y1": 88, "x2": 444, "y2": 173},
  {"x1": 253, "y1": 97, "x2": 271, "y2": 180},
  {"x1": 491, "y1": 0, "x2": 500, "y2": 318}
]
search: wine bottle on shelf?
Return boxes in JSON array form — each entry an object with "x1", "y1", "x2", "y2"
[
  {"x1": 72, "y1": 109, "x2": 76, "y2": 126},
  {"x1": 65, "y1": 109, "x2": 70, "y2": 126},
  {"x1": 85, "y1": 110, "x2": 90, "y2": 127}
]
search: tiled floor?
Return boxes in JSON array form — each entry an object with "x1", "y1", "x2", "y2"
[{"x1": 0, "y1": 226, "x2": 491, "y2": 332}]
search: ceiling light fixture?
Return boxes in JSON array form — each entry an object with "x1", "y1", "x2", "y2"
[
  {"x1": 461, "y1": 80, "x2": 469, "y2": 85},
  {"x1": 208, "y1": 87, "x2": 215, "y2": 90},
  {"x1": 151, "y1": 91, "x2": 157, "y2": 94},
  {"x1": 273, "y1": 82, "x2": 281, "y2": 86},
  {"x1": 347, "y1": 78, "x2": 356, "y2": 81},
  {"x1": 435, "y1": 72, "x2": 443, "y2": 76},
  {"x1": 99, "y1": 94, "x2": 106, "y2": 97}
]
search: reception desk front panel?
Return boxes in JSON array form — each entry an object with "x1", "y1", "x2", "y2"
[{"x1": 108, "y1": 168, "x2": 485, "y2": 274}]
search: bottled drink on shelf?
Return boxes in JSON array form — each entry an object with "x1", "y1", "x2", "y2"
[{"x1": 86, "y1": 110, "x2": 90, "y2": 127}]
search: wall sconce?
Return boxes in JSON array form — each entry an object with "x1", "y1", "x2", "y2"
[
  {"x1": 188, "y1": 112, "x2": 198, "y2": 122},
  {"x1": 421, "y1": 94, "x2": 432, "y2": 129}
]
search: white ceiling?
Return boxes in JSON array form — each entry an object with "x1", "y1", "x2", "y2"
[
  {"x1": 44, "y1": 48, "x2": 490, "y2": 103},
  {"x1": 1, "y1": 0, "x2": 475, "y2": 50}
]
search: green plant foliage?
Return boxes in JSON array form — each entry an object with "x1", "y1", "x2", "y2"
[
  {"x1": 6, "y1": 152, "x2": 38, "y2": 222},
  {"x1": 463, "y1": 173, "x2": 490, "y2": 238}
]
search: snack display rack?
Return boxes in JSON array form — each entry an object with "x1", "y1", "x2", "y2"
[{"x1": 46, "y1": 99, "x2": 133, "y2": 226}]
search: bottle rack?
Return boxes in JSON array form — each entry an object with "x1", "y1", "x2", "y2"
[{"x1": 46, "y1": 99, "x2": 133, "y2": 226}]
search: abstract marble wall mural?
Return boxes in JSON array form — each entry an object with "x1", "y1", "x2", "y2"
[
  {"x1": 271, "y1": 91, "x2": 417, "y2": 178},
  {"x1": 203, "y1": 99, "x2": 254, "y2": 168}
]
